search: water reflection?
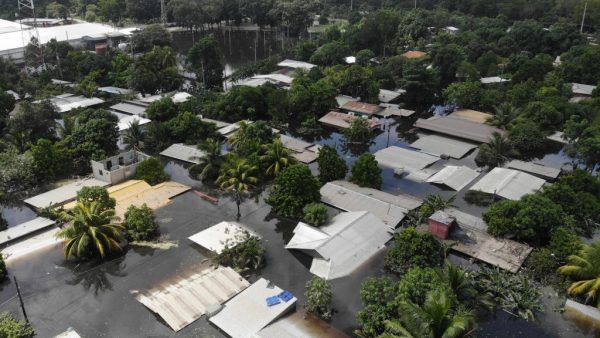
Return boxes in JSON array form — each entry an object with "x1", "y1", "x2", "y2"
[{"x1": 63, "y1": 256, "x2": 128, "y2": 296}]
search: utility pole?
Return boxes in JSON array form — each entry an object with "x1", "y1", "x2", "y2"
[
  {"x1": 160, "y1": 0, "x2": 167, "y2": 26},
  {"x1": 14, "y1": 277, "x2": 28, "y2": 323},
  {"x1": 581, "y1": 1, "x2": 588, "y2": 33},
  {"x1": 18, "y1": 0, "x2": 44, "y2": 67}
]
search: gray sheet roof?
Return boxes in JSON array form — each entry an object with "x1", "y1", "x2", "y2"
[
  {"x1": 572, "y1": 83, "x2": 596, "y2": 96},
  {"x1": 506, "y1": 160, "x2": 561, "y2": 180},
  {"x1": 320, "y1": 180, "x2": 422, "y2": 228},
  {"x1": 374, "y1": 146, "x2": 439, "y2": 171},
  {"x1": 426, "y1": 165, "x2": 480, "y2": 191},
  {"x1": 0, "y1": 217, "x2": 55, "y2": 245},
  {"x1": 469, "y1": 167, "x2": 545, "y2": 200},
  {"x1": 411, "y1": 134, "x2": 477, "y2": 159},
  {"x1": 414, "y1": 116, "x2": 503, "y2": 143},
  {"x1": 110, "y1": 102, "x2": 147, "y2": 116},
  {"x1": 278, "y1": 134, "x2": 312, "y2": 153},
  {"x1": 378, "y1": 103, "x2": 416, "y2": 118},
  {"x1": 160, "y1": 143, "x2": 205, "y2": 164},
  {"x1": 24, "y1": 178, "x2": 109, "y2": 209},
  {"x1": 378, "y1": 89, "x2": 404, "y2": 103}
]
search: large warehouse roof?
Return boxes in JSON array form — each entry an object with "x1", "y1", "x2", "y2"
[
  {"x1": 410, "y1": 134, "x2": 477, "y2": 159},
  {"x1": 414, "y1": 116, "x2": 503, "y2": 143},
  {"x1": 469, "y1": 167, "x2": 546, "y2": 200},
  {"x1": 320, "y1": 180, "x2": 422, "y2": 228},
  {"x1": 286, "y1": 211, "x2": 392, "y2": 280}
]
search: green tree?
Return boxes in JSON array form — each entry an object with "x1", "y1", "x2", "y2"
[
  {"x1": 379, "y1": 289, "x2": 475, "y2": 338},
  {"x1": 128, "y1": 46, "x2": 181, "y2": 94},
  {"x1": 350, "y1": 153, "x2": 382, "y2": 189},
  {"x1": 217, "y1": 159, "x2": 258, "y2": 220},
  {"x1": 190, "y1": 138, "x2": 223, "y2": 181},
  {"x1": 385, "y1": 227, "x2": 445, "y2": 275},
  {"x1": 558, "y1": 241, "x2": 600, "y2": 307},
  {"x1": 135, "y1": 157, "x2": 169, "y2": 185},
  {"x1": 344, "y1": 118, "x2": 374, "y2": 143},
  {"x1": 487, "y1": 103, "x2": 519, "y2": 129},
  {"x1": 508, "y1": 119, "x2": 546, "y2": 156},
  {"x1": 356, "y1": 276, "x2": 399, "y2": 337},
  {"x1": 0, "y1": 147, "x2": 36, "y2": 199},
  {"x1": 260, "y1": 138, "x2": 296, "y2": 177},
  {"x1": 475, "y1": 132, "x2": 514, "y2": 168},
  {"x1": 0, "y1": 312, "x2": 35, "y2": 338},
  {"x1": 310, "y1": 41, "x2": 350, "y2": 66},
  {"x1": 432, "y1": 44, "x2": 466, "y2": 85},
  {"x1": 216, "y1": 232, "x2": 265, "y2": 273},
  {"x1": 165, "y1": 112, "x2": 218, "y2": 145},
  {"x1": 188, "y1": 37, "x2": 224, "y2": 90},
  {"x1": 99, "y1": 0, "x2": 125, "y2": 23},
  {"x1": 123, "y1": 120, "x2": 145, "y2": 150},
  {"x1": 303, "y1": 203, "x2": 328, "y2": 226},
  {"x1": 145, "y1": 97, "x2": 178, "y2": 122},
  {"x1": 123, "y1": 204, "x2": 159, "y2": 241},
  {"x1": 317, "y1": 145, "x2": 347, "y2": 184},
  {"x1": 304, "y1": 276, "x2": 334, "y2": 320},
  {"x1": 57, "y1": 202, "x2": 125, "y2": 260},
  {"x1": 0, "y1": 91, "x2": 15, "y2": 131},
  {"x1": 266, "y1": 164, "x2": 320, "y2": 218},
  {"x1": 30, "y1": 138, "x2": 70, "y2": 180},
  {"x1": 443, "y1": 81, "x2": 484, "y2": 110},
  {"x1": 76, "y1": 186, "x2": 116, "y2": 212},
  {"x1": 6, "y1": 101, "x2": 58, "y2": 152},
  {"x1": 130, "y1": 24, "x2": 172, "y2": 53}
]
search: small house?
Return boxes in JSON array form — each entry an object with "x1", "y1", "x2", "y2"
[
  {"x1": 428, "y1": 210, "x2": 455, "y2": 240},
  {"x1": 91, "y1": 150, "x2": 150, "y2": 185}
]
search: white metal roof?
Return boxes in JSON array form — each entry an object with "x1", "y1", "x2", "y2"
[
  {"x1": 256, "y1": 310, "x2": 348, "y2": 338},
  {"x1": 572, "y1": 83, "x2": 596, "y2": 96},
  {"x1": 24, "y1": 178, "x2": 109, "y2": 209},
  {"x1": 0, "y1": 217, "x2": 55, "y2": 245},
  {"x1": 286, "y1": 211, "x2": 392, "y2": 280},
  {"x1": 110, "y1": 102, "x2": 147, "y2": 116},
  {"x1": 426, "y1": 165, "x2": 479, "y2": 191},
  {"x1": 252, "y1": 74, "x2": 294, "y2": 85},
  {"x1": 378, "y1": 89, "x2": 403, "y2": 103},
  {"x1": 277, "y1": 59, "x2": 316, "y2": 70},
  {"x1": 414, "y1": 116, "x2": 503, "y2": 143},
  {"x1": 0, "y1": 19, "x2": 29, "y2": 34},
  {"x1": 36, "y1": 95, "x2": 104, "y2": 113},
  {"x1": 547, "y1": 131, "x2": 568, "y2": 144},
  {"x1": 320, "y1": 180, "x2": 422, "y2": 228},
  {"x1": 218, "y1": 120, "x2": 253, "y2": 136},
  {"x1": 506, "y1": 160, "x2": 561, "y2": 180},
  {"x1": 344, "y1": 56, "x2": 356, "y2": 64},
  {"x1": 469, "y1": 167, "x2": 546, "y2": 200},
  {"x1": 97, "y1": 86, "x2": 132, "y2": 95},
  {"x1": 278, "y1": 134, "x2": 312, "y2": 153},
  {"x1": 480, "y1": 76, "x2": 510, "y2": 84},
  {"x1": 188, "y1": 221, "x2": 259, "y2": 254},
  {"x1": 159, "y1": 143, "x2": 205, "y2": 164},
  {"x1": 410, "y1": 134, "x2": 478, "y2": 159},
  {"x1": 171, "y1": 92, "x2": 192, "y2": 103},
  {"x1": 112, "y1": 112, "x2": 151, "y2": 132},
  {"x1": 136, "y1": 265, "x2": 250, "y2": 332},
  {"x1": 374, "y1": 146, "x2": 439, "y2": 171},
  {"x1": 210, "y1": 278, "x2": 297, "y2": 338},
  {"x1": 198, "y1": 116, "x2": 231, "y2": 129}
]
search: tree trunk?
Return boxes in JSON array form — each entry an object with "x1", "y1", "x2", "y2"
[{"x1": 235, "y1": 191, "x2": 241, "y2": 220}]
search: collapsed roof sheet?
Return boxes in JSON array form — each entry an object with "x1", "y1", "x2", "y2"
[
  {"x1": 505, "y1": 160, "x2": 561, "y2": 180},
  {"x1": 136, "y1": 265, "x2": 249, "y2": 331},
  {"x1": 160, "y1": 143, "x2": 205, "y2": 164},
  {"x1": 374, "y1": 146, "x2": 439, "y2": 171},
  {"x1": 320, "y1": 180, "x2": 422, "y2": 228},
  {"x1": 410, "y1": 134, "x2": 477, "y2": 159},
  {"x1": 210, "y1": 278, "x2": 297, "y2": 338},
  {"x1": 286, "y1": 211, "x2": 392, "y2": 280},
  {"x1": 469, "y1": 167, "x2": 545, "y2": 200},
  {"x1": 188, "y1": 221, "x2": 259, "y2": 254},
  {"x1": 426, "y1": 165, "x2": 479, "y2": 191},
  {"x1": 414, "y1": 116, "x2": 503, "y2": 143}
]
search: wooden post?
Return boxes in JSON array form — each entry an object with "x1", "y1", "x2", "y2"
[{"x1": 13, "y1": 276, "x2": 28, "y2": 323}]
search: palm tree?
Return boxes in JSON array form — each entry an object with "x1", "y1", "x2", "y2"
[
  {"x1": 558, "y1": 241, "x2": 600, "y2": 307},
  {"x1": 379, "y1": 289, "x2": 475, "y2": 338},
  {"x1": 216, "y1": 159, "x2": 258, "y2": 220},
  {"x1": 487, "y1": 103, "x2": 520, "y2": 129},
  {"x1": 228, "y1": 121, "x2": 251, "y2": 149},
  {"x1": 190, "y1": 138, "x2": 223, "y2": 181},
  {"x1": 260, "y1": 138, "x2": 296, "y2": 177},
  {"x1": 123, "y1": 120, "x2": 144, "y2": 150},
  {"x1": 56, "y1": 202, "x2": 125, "y2": 260},
  {"x1": 437, "y1": 265, "x2": 495, "y2": 315},
  {"x1": 476, "y1": 132, "x2": 514, "y2": 168}
]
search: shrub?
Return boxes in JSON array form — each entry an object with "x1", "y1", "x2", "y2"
[
  {"x1": 135, "y1": 157, "x2": 169, "y2": 185},
  {"x1": 304, "y1": 277, "x2": 334, "y2": 320},
  {"x1": 123, "y1": 204, "x2": 159, "y2": 241},
  {"x1": 0, "y1": 313, "x2": 34, "y2": 338},
  {"x1": 0, "y1": 216, "x2": 7, "y2": 231},
  {"x1": 385, "y1": 227, "x2": 444, "y2": 275},
  {"x1": 0, "y1": 254, "x2": 6, "y2": 280},
  {"x1": 350, "y1": 153, "x2": 382, "y2": 189},
  {"x1": 76, "y1": 186, "x2": 115, "y2": 211},
  {"x1": 316, "y1": 145, "x2": 347, "y2": 184},
  {"x1": 216, "y1": 232, "x2": 265, "y2": 273},
  {"x1": 266, "y1": 164, "x2": 321, "y2": 218},
  {"x1": 303, "y1": 203, "x2": 328, "y2": 226}
]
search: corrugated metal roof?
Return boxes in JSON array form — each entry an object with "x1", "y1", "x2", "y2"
[
  {"x1": 171, "y1": 92, "x2": 192, "y2": 103},
  {"x1": 378, "y1": 89, "x2": 403, "y2": 103},
  {"x1": 411, "y1": 134, "x2": 477, "y2": 159},
  {"x1": 318, "y1": 111, "x2": 379, "y2": 129},
  {"x1": 24, "y1": 178, "x2": 109, "y2": 209},
  {"x1": 218, "y1": 120, "x2": 253, "y2": 136},
  {"x1": 374, "y1": 146, "x2": 439, "y2": 170},
  {"x1": 335, "y1": 95, "x2": 359, "y2": 108},
  {"x1": 252, "y1": 74, "x2": 294, "y2": 85},
  {"x1": 210, "y1": 278, "x2": 297, "y2": 338},
  {"x1": 112, "y1": 112, "x2": 151, "y2": 132},
  {"x1": 277, "y1": 59, "x2": 316, "y2": 70},
  {"x1": 320, "y1": 180, "x2": 422, "y2": 228},
  {"x1": 547, "y1": 131, "x2": 568, "y2": 144},
  {"x1": 341, "y1": 101, "x2": 382, "y2": 115},
  {"x1": 414, "y1": 116, "x2": 503, "y2": 143},
  {"x1": 137, "y1": 265, "x2": 250, "y2": 332},
  {"x1": 160, "y1": 143, "x2": 205, "y2": 164},
  {"x1": 0, "y1": 217, "x2": 55, "y2": 245},
  {"x1": 98, "y1": 86, "x2": 132, "y2": 95},
  {"x1": 449, "y1": 109, "x2": 493, "y2": 124},
  {"x1": 198, "y1": 116, "x2": 231, "y2": 129},
  {"x1": 378, "y1": 103, "x2": 415, "y2": 117},
  {"x1": 506, "y1": 160, "x2": 561, "y2": 180},
  {"x1": 401, "y1": 50, "x2": 427, "y2": 59},
  {"x1": 469, "y1": 167, "x2": 545, "y2": 200},
  {"x1": 39, "y1": 95, "x2": 104, "y2": 113},
  {"x1": 278, "y1": 134, "x2": 312, "y2": 153},
  {"x1": 110, "y1": 102, "x2": 146, "y2": 116},
  {"x1": 189, "y1": 221, "x2": 259, "y2": 254},
  {"x1": 480, "y1": 76, "x2": 510, "y2": 84},
  {"x1": 572, "y1": 83, "x2": 596, "y2": 96},
  {"x1": 426, "y1": 165, "x2": 479, "y2": 191},
  {"x1": 286, "y1": 211, "x2": 392, "y2": 280}
]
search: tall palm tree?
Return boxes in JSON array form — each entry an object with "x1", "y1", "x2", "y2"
[
  {"x1": 123, "y1": 120, "x2": 144, "y2": 150},
  {"x1": 379, "y1": 289, "x2": 475, "y2": 338},
  {"x1": 190, "y1": 138, "x2": 223, "y2": 181},
  {"x1": 487, "y1": 103, "x2": 520, "y2": 129},
  {"x1": 228, "y1": 121, "x2": 251, "y2": 149},
  {"x1": 558, "y1": 241, "x2": 600, "y2": 307},
  {"x1": 476, "y1": 132, "x2": 514, "y2": 168},
  {"x1": 260, "y1": 138, "x2": 296, "y2": 177},
  {"x1": 56, "y1": 202, "x2": 125, "y2": 260},
  {"x1": 216, "y1": 159, "x2": 258, "y2": 220}
]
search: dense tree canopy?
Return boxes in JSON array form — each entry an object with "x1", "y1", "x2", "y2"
[{"x1": 266, "y1": 164, "x2": 320, "y2": 218}]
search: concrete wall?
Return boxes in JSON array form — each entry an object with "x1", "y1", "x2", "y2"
[{"x1": 91, "y1": 150, "x2": 150, "y2": 185}]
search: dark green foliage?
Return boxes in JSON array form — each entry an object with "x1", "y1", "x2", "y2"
[
  {"x1": 145, "y1": 97, "x2": 178, "y2": 122},
  {"x1": 131, "y1": 24, "x2": 171, "y2": 53},
  {"x1": 266, "y1": 164, "x2": 320, "y2": 218},
  {"x1": 216, "y1": 232, "x2": 265, "y2": 273},
  {"x1": 6, "y1": 101, "x2": 58, "y2": 152},
  {"x1": 0, "y1": 253, "x2": 6, "y2": 279},
  {"x1": 30, "y1": 139, "x2": 70, "y2": 181},
  {"x1": 303, "y1": 203, "x2": 328, "y2": 227},
  {"x1": 76, "y1": 186, "x2": 116, "y2": 212},
  {"x1": 508, "y1": 119, "x2": 546, "y2": 155},
  {"x1": 0, "y1": 216, "x2": 7, "y2": 232},
  {"x1": 527, "y1": 227, "x2": 582, "y2": 283},
  {"x1": 316, "y1": 145, "x2": 347, "y2": 184},
  {"x1": 310, "y1": 41, "x2": 350, "y2": 66},
  {"x1": 356, "y1": 276, "x2": 399, "y2": 337},
  {"x1": 0, "y1": 91, "x2": 15, "y2": 130},
  {"x1": 0, "y1": 147, "x2": 36, "y2": 199},
  {"x1": 128, "y1": 46, "x2": 181, "y2": 94},
  {"x1": 484, "y1": 194, "x2": 566, "y2": 245},
  {"x1": 0, "y1": 312, "x2": 35, "y2": 338},
  {"x1": 123, "y1": 204, "x2": 159, "y2": 241},
  {"x1": 188, "y1": 37, "x2": 224, "y2": 90},
  {"x1": 135, "y1": 157, "x2": 169, "y2": 185},
  {"x1": 385, "y1": 227, "x2": 445, "y2": 275},
  {"x1": 164, "y1": 112, "x2": 218, "y2": 145},
  {"x1": 344, "y1": 118, "x2": 373, "y2": 143},
  {"x1": 304, "y1": 277, "x2": 333, "y2": 320},
  {"x1": 350, "y1": 153, "x2": 382, "y2": 189}
]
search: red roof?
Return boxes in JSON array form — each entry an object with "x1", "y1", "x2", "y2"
[
  {"x1": 401, "y1": 51, "x2": 428, "y2": 59},
  {"x1": 341, "y1": 101, "x2": 382, "y2": 115}
]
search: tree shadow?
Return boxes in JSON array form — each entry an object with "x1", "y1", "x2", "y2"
[{"x1": 62, "y1": 255, "x2": 128, "y2": 296}]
